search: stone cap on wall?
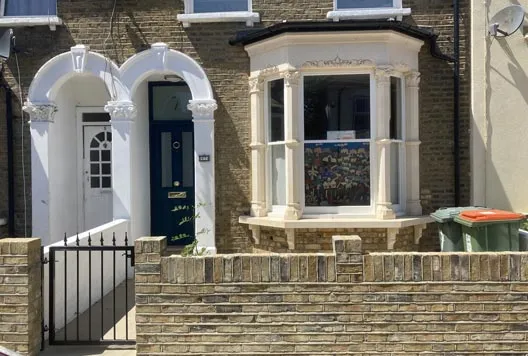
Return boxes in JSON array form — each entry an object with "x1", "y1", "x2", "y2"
[{"x1": 135, "y1": 236, "x2": 528, "y2": 285}]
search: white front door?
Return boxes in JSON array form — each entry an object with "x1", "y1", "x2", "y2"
[{"x1": 83, "y1": 125, "x2": 113, "y2": 230}]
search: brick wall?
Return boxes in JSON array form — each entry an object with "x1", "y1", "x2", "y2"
[
  {"x1": 258, "y1": 227, "x2": 418, "y2": 253},
  {"x1": 136, "y1": 236, "x2": 528, "y2": 355},
  {"x1": 0, "y1": 238, "x2": 42, "y2": 355},
  {"x1": 0, "y1": 0, "x2": 470, "y2": 251}
]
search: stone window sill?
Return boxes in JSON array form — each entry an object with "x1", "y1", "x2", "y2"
[
  {"x1": 0, "y1": 16, "x2": 62, "y2": 31},
  {"x1": 177, "y1": 11, "x2": 260, "y2": 27},
  {"x1": 239, "y1": 215, "x2": 433, "y2": 250},
  {"x1": 327, "y1": 8, "x2": 411, "y2": 21}
]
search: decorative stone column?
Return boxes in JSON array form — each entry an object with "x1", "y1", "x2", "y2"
[
  {"x1": 374, "y1": 68, "x2": 396, "y2": 219},
  {"x1": 249, "y1": 76, "x2": 267, "y2": 217},
  {"x1": 188, "y1": 99, "x2": 218, "y2": 254},
  {"x1": 282, "y1": 70, "x2": 302, "y2": 220},
  {"x1": 405, "y1": 71, "x2": 423, "y2": 215},
  {"x1": 24, "y1": 102, "x2": 57, "y2": 245},
  {"x1": 105, "y1": 101, "x2": 136, "y2": 222}
]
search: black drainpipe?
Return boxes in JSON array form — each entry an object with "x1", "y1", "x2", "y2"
[
  {"x1": 453, "y1": 0, "x2": 461, "y2": 206},
  {"x1": 5, "y1": 85, "x2": 14, "y2": 235}
]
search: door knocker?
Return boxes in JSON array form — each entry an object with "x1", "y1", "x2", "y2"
[{"x1": 172, "y1": 141, "x2": 181, "y2": 150}]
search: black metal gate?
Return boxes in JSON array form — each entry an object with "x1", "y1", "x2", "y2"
[{"x1": 45, "y1": 233, "x2": 135, "y2": 346}]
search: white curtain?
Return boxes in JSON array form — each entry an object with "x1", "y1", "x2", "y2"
[{"x1": 5, "y1": 0, "x2": 57, "y2": 16}]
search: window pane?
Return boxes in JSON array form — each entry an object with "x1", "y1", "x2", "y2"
[
  {"x1": 102, "y1": 177, "x2": 111, "y2": 189},
  {"x1": 304, "y1": 75, "x2": 371, "y2": 140},
  {"x1": 305, "y1": 142, "x2": 370, "y2": 206},
  {"x1": 390, "y1": 77, "x2": 403, "y2": 140},
  {"x1": 336, "y1": 0, "x2": 392, "y2": 9},
  {"x1": 91, "y1": 177, "x2": 100, "y2": 189},
  {"x1": 161, "y1": 132, "x2": 173, "y2": 188},
  {"x1": 269, "y1": 79, "x2": 284, "y2": 142},
  {"x1": 83, "y1": 113, "x2": 111, "y2": 123},
  {"x1": 152, "y1": 84, "x2": 193, "y2": 121},
  {"x1": 271, "y1": 145, "x2": 286, "y2": 205},
  {"x1": 90, "y1": 164, "x2": 100, "y2": 175},
  {"x1": 101, "y1": 150, "x2": 111, "y2": 162},
  {"x1": 390, "y1": 142, "x2": 400, "y2": 205},
  {"x1": 194, "y1": 0, "x2": 248, "y2": 13},
  {"x1": 5, "y1": 0, "x2": 57, "y2": 16}
]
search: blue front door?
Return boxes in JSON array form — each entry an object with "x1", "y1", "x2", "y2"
[{"x1": 149, "y1": 82, "x2": 195, "y2": 246}]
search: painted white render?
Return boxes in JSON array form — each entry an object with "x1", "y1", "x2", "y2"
[
  {"x1": 24, "y1": 43, "x2": 218, "y2": 253},
  {"x1": 471, "y1": 1, "x2": 528, "y2": 213}
]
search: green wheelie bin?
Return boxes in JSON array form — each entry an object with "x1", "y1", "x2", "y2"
[
  {"x1": 430, "y1": 207, "x2": 487, "y2": 252},
  {"x1": 454, "y1": 209, "x2": 526, "y2": 252}
]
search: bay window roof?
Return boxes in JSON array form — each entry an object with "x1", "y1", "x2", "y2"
[{"x1": 229, "y1": 20, "x2": 452, "y2": 62}]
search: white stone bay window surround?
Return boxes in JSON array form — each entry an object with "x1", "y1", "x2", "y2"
[{"x1": 238, "y1": 30, "x2": 430, "y2": 249}]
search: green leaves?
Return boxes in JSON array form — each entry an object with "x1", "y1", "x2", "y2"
[{"x1": 170, "y1": 202, "x2": 210, "y2": 256}]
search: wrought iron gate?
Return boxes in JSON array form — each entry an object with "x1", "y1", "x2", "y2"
[{"x1": 45, "y1": 233, "x2": 135, "y2": 346}]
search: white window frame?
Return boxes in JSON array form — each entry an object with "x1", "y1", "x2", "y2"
[
  {"x1": 327, "y1": 0, "x2": 410, "y2": 21},
  {"x1": 300, "y1": 70, "x2": 377, "y2": 217},
  {"x1": 0, "y1": 0, "x2": 62, "y2": 30},
  {"x1": 388, "y1": 73, "x2": 407, "y2": 216},
  {"x1": 264, "y1": 74, "x2": 288, "y2": 218},
  {"x1": 177, "y1": 0, "x2": 259, "y2": 28}
]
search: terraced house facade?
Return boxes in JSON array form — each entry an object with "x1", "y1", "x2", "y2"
[{"x1": 0, "y1": 0, "x2": 470, "y2": 253}]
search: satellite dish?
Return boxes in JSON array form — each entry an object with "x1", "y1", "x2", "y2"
[
  {"x1": 0, "y1": 29, "x2": 13, "y2": 59},
  {"x1": 489, "y1": 5, "x2": 525, "y2": 37}
]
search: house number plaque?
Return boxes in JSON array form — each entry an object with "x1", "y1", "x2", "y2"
[{"x1": 199, "y1": 155, "x2": 210, "y2": 162}]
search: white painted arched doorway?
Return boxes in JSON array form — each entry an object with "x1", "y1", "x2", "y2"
[{"x1": 25, "y1": 43, "x2": 217, "y2": 253}]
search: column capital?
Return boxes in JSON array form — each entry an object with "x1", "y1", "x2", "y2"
[
  {"x1": 281, "y1": 70, "x2": 301, "y2": 87},
  {"x1": 188, "y1": 99, "x2": 218, "y2": 119},
  {"x1": 405, "y1": 71, "x2": 421, "y2": 88},
  {"x1": 249, "y1": 76, "x2": 264, "y2": 94},
  {"x1": 375, "y1": 66, "x2": 397, "y2": 83},
  {"x1": 105, "y1": 101, "x2": 137, "y2": 122},
  {"x1": 23, "y1": 102, "x2": 58, "y2": 123}
]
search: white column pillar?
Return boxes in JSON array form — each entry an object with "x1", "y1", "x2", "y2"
[
  {"x1": 188, "y1": 99, "x2": 218, "y2": 254},
  {"x1": 405, "y1": 71, "x2": 423, "y2": 215},
  {"x1": 282, "y1": 70, "x2": 302, "y2": 220},
  {"x1": 249, "y1": 77, "x2": 267, "y2": 217},
  {"x1": 24, "y1": 102, "x2": 57, "y2": 245},
  {"x1": 105, "y1": 101, "x2": 136, "y2": 221},
  {"x1": 374, "y1": 68, "x2": 396, "y2": 219}
]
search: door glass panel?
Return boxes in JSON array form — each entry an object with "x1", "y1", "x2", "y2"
[
  {"x1": 102, "y1": 177, "x2": 111, "y2": 189},
  {"x1": 101, "y1": 150, "x2": 111, "y2": 162},
  {"x1": 102, "y1": 163, "x2": 111, "y2": 175},
  {"x1": 91, "y1": 177, "x2": 100, "y2": 188},
  {"x1": 90, "y1": 164, "x2": 100, "y2": 175},
  {"x1": 90, "y1": 151, "x2": 99, "y2": 161},
  {"x1": 152, "y1": 84, "x2": 193, "y2": 121},
  {"x1": 182, "y1": 131, "x2": 193, "y2": 187},
  {"x1": 161, "y1": 132, "x2": 173, "y2": 188}
]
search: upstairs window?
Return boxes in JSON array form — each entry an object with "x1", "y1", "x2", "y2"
[
  {"x1": 178, "y1": 0, "x2": 258, "y2": 27},
  {"x1": 2, "y1": 0, "x2": 57, "y2": 16},
  {"x1": 193, "y1": 0, "x2": 248, "y2": 13},
  {"x1": 328, "y1": 0, "x2": 409, "y2": 21}
]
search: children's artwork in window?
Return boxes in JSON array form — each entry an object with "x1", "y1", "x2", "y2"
[
  {"x1": 90, "y1": 131, "x2": 112, "y2": 189},
  {"x1": 304, "y1": 142, "x2": 370, "y2": 206}
]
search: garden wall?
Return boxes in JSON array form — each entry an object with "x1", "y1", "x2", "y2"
[{"x1": 135, "y1": 236, "x2": 528, "y2": 355}]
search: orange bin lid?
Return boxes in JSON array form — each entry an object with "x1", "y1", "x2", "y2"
[{"x1": 458, "y1": 209, "x2": 526, "y2": 222}]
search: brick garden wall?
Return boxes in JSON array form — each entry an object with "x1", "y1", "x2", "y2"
[
  {"x1": 0, "y1": 0, "x2": 470, "y2": 252},
  {"x1": 0, "y1": 238, "x2": 42, "y2": 355},
  {"x1": 136, "y1": 236, "x2": 528, "y2": 355}
]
